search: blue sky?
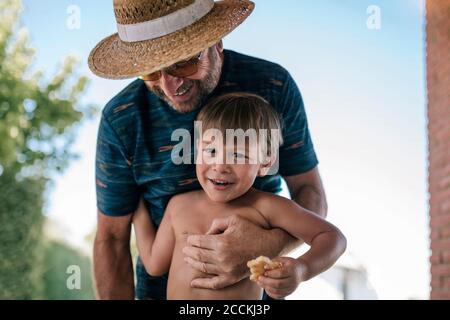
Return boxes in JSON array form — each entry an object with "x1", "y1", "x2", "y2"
[{"x1": 21, "y1": 0, "x2": 427, "y2": 299}]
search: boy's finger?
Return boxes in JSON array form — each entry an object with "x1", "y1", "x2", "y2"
[
  {"x1": 257, "y1": 276, "x2": 290, "y2": 290},
  {"x1": 263, "y1": 268, "x2": 288, "y2": 279},
  {"x1": 264, "y1": 287, "x2": 285, "y2": 300}
]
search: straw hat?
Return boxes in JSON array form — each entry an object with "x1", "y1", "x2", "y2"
[{"x1": 88, "y1": 0, "x2": 255, "y2": 79}]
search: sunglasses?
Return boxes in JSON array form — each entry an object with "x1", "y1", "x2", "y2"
[{"x1": 140, "y1": 51, "x2": 204, "y2": 81}]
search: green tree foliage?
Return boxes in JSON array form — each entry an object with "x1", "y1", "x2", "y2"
[
  {"x1": 0, "y1": 169, "x2": 45, "y2": 298},
  {"x1": 0, "y1": 0, "x2": 92, "y2": 299}
]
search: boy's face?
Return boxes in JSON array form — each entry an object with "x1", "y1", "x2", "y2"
[{"x1": 196, "y1": 131, "x2": 270, "y2": 203}]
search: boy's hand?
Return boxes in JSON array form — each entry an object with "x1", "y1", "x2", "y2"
[{"x1": 256, "y1": 257, "x2": 308, "y2": 299}]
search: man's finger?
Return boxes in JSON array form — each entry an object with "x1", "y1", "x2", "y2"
[
  {"x1": 187, "y1": 234, "x2": 219, "y2": 249},
  {"x1": 182, "y1": 246, "x2": 217, "y2": 264},
  {"x1": 206, "y1": 217, "x2": 232, "y2": 235},
  {"x1": 190, "y1": 275, "x2": 232, "y2": 290},
  {"x1": 184, "y1": 257, "x2": 221, "y2": 275}
]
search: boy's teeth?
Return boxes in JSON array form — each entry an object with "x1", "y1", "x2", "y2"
[{"x1": 211, "y1": 179, "x2": 229, "y2": 185}]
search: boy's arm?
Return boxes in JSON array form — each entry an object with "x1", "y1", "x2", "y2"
[
  {"x1": 132, "y1": 198, "x2": 157, "y2": 271},
  {"x1": 132, "y1": 198, "x2": 175, "y2": 276},
  {"x1": 147, "y1": 204, "x2": 175, "y2": 276},
  {"x1": 257, "y1": 194, "x2": 346, "y2": 281}
]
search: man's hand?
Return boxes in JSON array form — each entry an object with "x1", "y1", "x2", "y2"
[{"x1": 183, "y1": 215, "x2": 292, "y2": 290}]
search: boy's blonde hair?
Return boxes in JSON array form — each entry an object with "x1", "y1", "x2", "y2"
[{"x1": 197, "y1": 92, "x2": 283, "y2": 155}]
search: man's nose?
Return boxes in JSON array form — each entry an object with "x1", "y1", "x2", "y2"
[{"x1": 160, "y1": 72, "x2": 183, "y2": 94}]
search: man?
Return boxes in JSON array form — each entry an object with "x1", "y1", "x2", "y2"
[{"x1": 90, "y1": 0, "x2": 327, "y2": 300}]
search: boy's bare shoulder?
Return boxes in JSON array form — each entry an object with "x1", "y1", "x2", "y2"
[
  {"x1": 166, "y1": 190, "x2": 205, "y2": 213},
  {"x1": 249, "y1": 189, "x2": 295, "y2": 215},
  {"x1": 250, "y1": 189, "x2": 285, "y2": 203}
]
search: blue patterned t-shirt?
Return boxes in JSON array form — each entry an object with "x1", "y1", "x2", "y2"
[{"x1": 96, "y1": 49, "x2": 318, "y2": 224}]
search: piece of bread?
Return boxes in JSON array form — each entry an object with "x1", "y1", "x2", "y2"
[{"x1": 247, "y1": 256, "x2": 282, "y2": 281}]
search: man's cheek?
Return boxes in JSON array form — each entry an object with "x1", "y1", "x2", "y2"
[
  {"x1": 190, "y1": 64, "x2": 210, "y2": 80},
  {"x1": 144, "y1": 81, "x2": 156, "y2": 89},
  {"x1": 150, "y1": 85, "x2": 167, "y2": 99}
]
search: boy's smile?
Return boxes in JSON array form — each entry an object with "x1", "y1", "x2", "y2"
[{"x1": 208, "y1": 178, "x2": 234, "y2": 190}]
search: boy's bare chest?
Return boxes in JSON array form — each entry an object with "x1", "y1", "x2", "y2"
[{"x1": 172, "y1": 203, "x2": 268, "y2": 238}]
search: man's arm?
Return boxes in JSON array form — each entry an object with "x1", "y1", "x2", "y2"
[
  {"x1": 93, "y1": 211, "x2": 134, "y2": 299},
  {"x1": 280, "y1": 166, "x2": 328, "y2": 254},
  {"x1": 284, "y1": 166, "x2": 327, "y2": 218}
]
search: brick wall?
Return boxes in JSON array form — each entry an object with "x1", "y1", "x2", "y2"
[{"x1": 426, "y1": 0, "x2": 450, "y2": 300}]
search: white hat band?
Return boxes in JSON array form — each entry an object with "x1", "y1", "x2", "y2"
[{"x1": 117, "y1": 0, "x2": 214, "y2": 42}]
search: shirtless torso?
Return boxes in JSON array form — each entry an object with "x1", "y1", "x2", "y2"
[{"x1": 165, "y1": 188, "x2": 270, "y2": 300}]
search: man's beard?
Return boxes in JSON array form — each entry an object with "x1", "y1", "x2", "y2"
[{"x1": 150, "y1": 51, "x2": 222, "y2": 113}]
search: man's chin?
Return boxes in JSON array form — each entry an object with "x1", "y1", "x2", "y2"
[
  {"x1": 164, "y1": 86, "x2": 203, "y2": 113},
  {"x1": 167, "y1": 90, "x2": 204, "y2": 113},
  {"x1": 167, "y1": 99, "x2": 199, "y2": 113}
]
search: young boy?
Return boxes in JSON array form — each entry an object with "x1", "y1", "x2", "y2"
[{"x1": 132, "y1": 93, "x2": 346, "y2": 300}]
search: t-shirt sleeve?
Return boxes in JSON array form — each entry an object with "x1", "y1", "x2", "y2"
[
  {"x1": 278, "y1": 72, "x2": 318, "y2": 177},
  {"x1": 95, "y1": 113, "x2": 140, "y2": 216}
]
